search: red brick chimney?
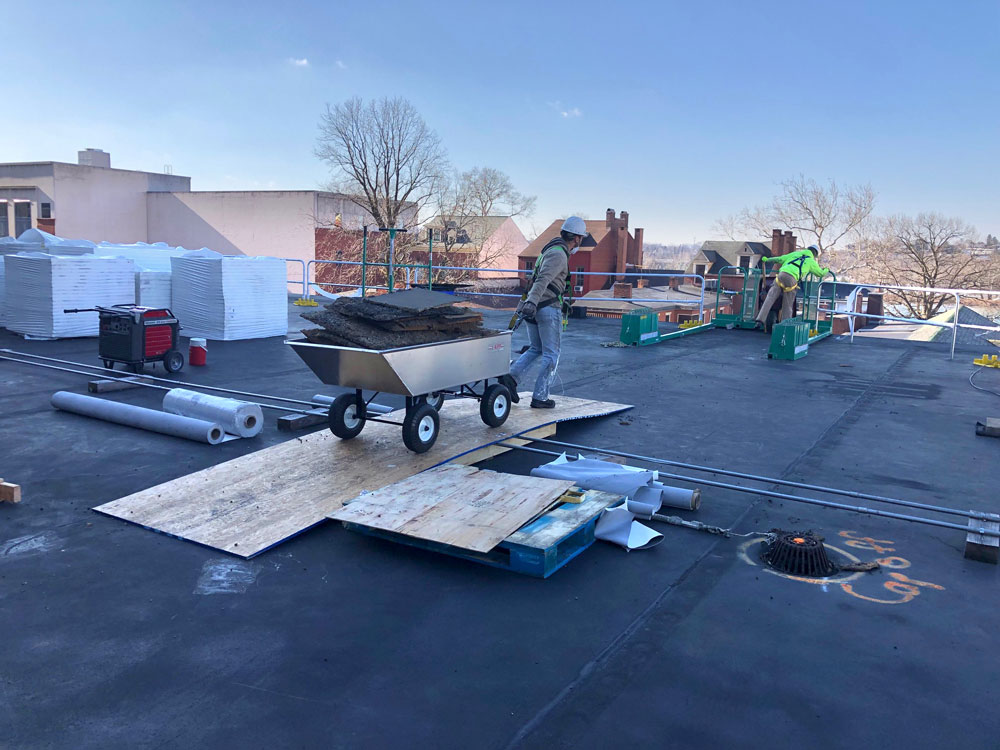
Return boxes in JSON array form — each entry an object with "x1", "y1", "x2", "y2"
[
  {"x1": 606, "y1": 208, "x2": 615, "y2": 228},
  {"x1": 620, "y1": 211, "x2": 629, "y2": 228},
  {"x1": 613, "y1": 281, "x2": 633, "y2": 298},
  {"x1": 631, "y1": 227, "x2": 644, "y2": 266},
  {"x1": 615, "y1": 224, "x2": 627, "y2": 281},
  {"x1": 783, "y1": 231, "x2": 796, "y2": 254},
  {"x1": 772, "y1": 229, "x2": 782, "y2": 254}
]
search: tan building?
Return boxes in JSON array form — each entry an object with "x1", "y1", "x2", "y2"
[
  {"x1": 0, "y1": 149, "x2": 419, "y2": 291},
  {"x1": 418, "y1": 215, "x2": 528, "y2": 278}
]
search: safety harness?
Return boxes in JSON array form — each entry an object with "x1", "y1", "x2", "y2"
[
  {"x1": 775, "y1": 252, "x2": 810, "y2": 292},
  {"x1": 531, "y1": 238, "x2": 573, "y2": 310}
]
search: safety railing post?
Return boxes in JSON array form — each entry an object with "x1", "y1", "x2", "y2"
[
  {"x1": 361, "y1": 226, "x2": 368, "y2": 297},
  {"x1": 951, "y1": 293, "x2": 960, "y2": 361}
]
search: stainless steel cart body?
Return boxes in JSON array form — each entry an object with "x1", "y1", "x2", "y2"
[{"x1": 286, "y1": 332, "x2": 515, "y2": 453}]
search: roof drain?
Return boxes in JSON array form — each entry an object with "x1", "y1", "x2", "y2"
[{"x1": 762, "y1": 530, "x2": 838, "y2": 577}]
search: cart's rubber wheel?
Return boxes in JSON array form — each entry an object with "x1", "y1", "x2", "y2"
[
  {"x1": 102, "y1": 359, "x2": 115, "y2": 370},
  {"x1": 402, "y1": 403, "x2": 439, "y2": 453},
  {"x1": 329, "y1": 393, "x2": 367, "y2": 439},
  {"x1": 426, "y1": 392, "x2": 445, "y2": 411},
  {"x1": 480, "y1": 383, "x2": 511, "y2": 427},
  {"x1": 163, "y1": 349, "x2": 184, "y2": 373}
]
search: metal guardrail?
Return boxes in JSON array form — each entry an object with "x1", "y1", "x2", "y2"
[
  {"x1": 817, "y1": 283, "x2": 1000, "y2": 360},
  {"x1": 288, "y1": 259, "x2": 1000, "y2": 359},
  {"x1": 302, "y1": 259, "x2": 707, "y2": 320}
]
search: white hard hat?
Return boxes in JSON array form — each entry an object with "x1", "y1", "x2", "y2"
[{"x1": 561, "y1": 216, "x2": 587, "y2": 237}]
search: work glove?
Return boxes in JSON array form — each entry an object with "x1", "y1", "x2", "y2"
[
  {"x1": 760, "y1": 257, "x2": 769, "y2": 263},
  {"x1": 518, "y1": 300, "x2": 537, "y2": 321}
]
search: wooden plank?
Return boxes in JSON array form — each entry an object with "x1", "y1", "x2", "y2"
[
  {"x1": 343, "y1": 490, "x2": 623, "y2": 578},
  {"x1": 332, "y1": 465, "x2": 575, "y2": 553},
  {"x1": 965, "y1": 514, "x2": 1000, "y2": 564},
  {"x1": 87, "y1": 376, "x2": 152, "y2": 393},
  {"x1": 506, "y1": 490, "x2": 621, "y2": 549},
  {"x1": 93, "y1": 395, "x2": 631, "y2": 558},
  {"x1": 0, "y1": 481, "x2": 22, "y2": 504},
  {"x1": 276, "y1": 408, "x2": 330, "y2": 432}
]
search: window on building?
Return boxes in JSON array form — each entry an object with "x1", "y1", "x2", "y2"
[
  {"x1": 0, "y1": 202, "x2": 8, "y2": 237},
  {"x1": 695, "y1": 264, "x2": 706, "y2": 277},
  {"x1": 523, "y1": 259, "x2": 534, "y2": 271},
  {"x1": 576, "y1": 266, "x2": 585, "y2": 287},
  {"x1": 456, "y1": 229, "x2": 470, "y2": 244},
  {"x1": 739, "y1": 255, "x2": 751, "y2": 268},
  {"x1": 14, "y1": 201, "x2": 31, "y2": 237},
  {"x1": 432, "y1": 228, "x2": 442, "y2": 242},
  {"x1": 40, "y1": 202, "x2": 52, "y2": 219}
]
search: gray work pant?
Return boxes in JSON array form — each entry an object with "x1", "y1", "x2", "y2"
[
  {"x1": 756, "y1": 272, "x2": 798, "y2": 323},
  {"x1": 510, "y1": 304, "x2": 561, "y2": 401}
]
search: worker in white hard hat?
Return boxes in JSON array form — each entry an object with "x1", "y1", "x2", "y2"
[{"x1": 501, "y1": 216, "x2": 587, "y2": 409}]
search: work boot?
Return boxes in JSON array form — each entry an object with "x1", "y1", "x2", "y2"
[
  {"x1": 530, "y1": 398, "x2": 555, "y2": 409},
  {"x1": 500, "y1": 374, "x2": 519, "y2": 403}
]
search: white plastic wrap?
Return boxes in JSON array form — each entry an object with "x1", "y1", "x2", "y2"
[
  {"x1": 135, "y1": 271, "x2": 172, "y2": 308},
  {"x1": 97, "y1": 241, "x2": 189, "y2": 272},
  {"x1": 4, "y1": 253, "x2": 136, "y2": 338},
  {"x1": 170, "y1": 250, "x2": 287, "y2": 340},
  {"x1": 162, "y1": 388, "x2": 263, "y2": 438},
  {"x1": 16, "y1": 228, "x2": 95, "y2": 255}
]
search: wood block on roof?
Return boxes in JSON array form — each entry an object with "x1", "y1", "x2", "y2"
[
  {"x1": 330, "y1": 465, "x2": 575, "y2": 553},
  {"x1": 93, "y1": 395, "x2": 631, "y2": 558}
]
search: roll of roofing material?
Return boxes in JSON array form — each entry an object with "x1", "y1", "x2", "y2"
[
  {"x1": 51, "y1": 391, "x2": 225, "y2": 445},
  {"x1": 163, "y1": 388, "x2": 263, "y2": 438},
  {"x1": 310, "y1": 395, "x2": 394, "y2": 415}
]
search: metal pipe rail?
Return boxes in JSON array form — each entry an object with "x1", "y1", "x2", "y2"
[
  {"x1": 529, "y1": 437, "x2": 993, "y2": 522},
  {"x1": 496, "y1": 442, "x2": 999, "y2": 539},
  {"x1": 0, "y1": 354, "x2": 315, "y2": 415},
  {"x1": 0, "y1": 349, "x2": 321, "y2": 410}
]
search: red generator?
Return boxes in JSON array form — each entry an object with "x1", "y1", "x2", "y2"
[{"x1": 64, "y1": 304, "x2": 184, "y2": 373}]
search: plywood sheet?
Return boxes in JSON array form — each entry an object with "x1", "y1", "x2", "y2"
[
  {"x1": 331, "y1": 465, "x2": 575, "y2": 553},
  {"x1": 93, "y1": 395, "x2": 631, "y2": 558}
]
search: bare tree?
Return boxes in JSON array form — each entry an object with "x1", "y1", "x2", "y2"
[
  {"x1": 714, "y1": 175, "x2": 876, "y2": 276},
  {"x1": 869, "y1": 213, "x2": 989, "y2": 319},
  {"x1": 427, "y1": 167, "x2": 536, "y2": 281},
  {"x1": 315, "y1": 96, "x2": 447, "y2": 229},
  {"x1": 315, "y1": 97, "x2": 449, "y2": 288}
]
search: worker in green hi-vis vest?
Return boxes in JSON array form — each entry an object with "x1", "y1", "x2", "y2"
[{"x1": 754, "y1": 244, "x2": 829, "y2": 329}]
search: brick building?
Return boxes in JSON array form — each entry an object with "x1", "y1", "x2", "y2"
[{"x1": 517, "y1": 209, "x2": 644, "y2": 295}]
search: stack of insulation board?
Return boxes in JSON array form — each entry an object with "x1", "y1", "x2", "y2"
[
  {"x1": 96, "y1": 242, "x2": 193, "y2": 309},
  {"x1": 3, "y1": 253, "x2": 136, "y2": 338},
  {"x1": 170, "y1": 250, "x2": 287, "y2": 340}
]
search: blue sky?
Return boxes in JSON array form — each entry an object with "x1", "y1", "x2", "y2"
[{"x1": 3, "y1": 0, "x2": 997, "y2": 243}]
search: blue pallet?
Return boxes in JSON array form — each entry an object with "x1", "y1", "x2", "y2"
[{"x1": 342, "y1": 490, "x2": 622, "y2": 579}]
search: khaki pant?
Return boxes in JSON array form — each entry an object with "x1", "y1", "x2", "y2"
[{"x1": 755, "y1": 272, "x2": 797, "y2": 323}]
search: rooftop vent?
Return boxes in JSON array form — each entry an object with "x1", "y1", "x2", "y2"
[{"x1": 78, "y1": 148, "x2": 110, "y2": 168}]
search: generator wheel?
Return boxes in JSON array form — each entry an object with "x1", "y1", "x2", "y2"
[
  {"x1": 426, "y1": 392, "x2": 445, "y2": 411},
  {"x1": 329, "y1": 393, "x2": 367, "y2": 439},
  {"x1": 102, "y1": 359, "x2": 115, "y2": 370},
  {"x1": 402, "y1": 403, "x2": 439, "y2": 453},
  {"x1": 480, "y1": 383, "x2": 511, "y2": 427},
  {"x1": 163, "y1": 349, "x2": 184, "y2": 373}
]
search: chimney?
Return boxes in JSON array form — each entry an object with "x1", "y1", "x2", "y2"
[
  {"x1": 772, "y1": 229, "x2": 782, "y2": 254},
  {"x1": 78, "y1": 148, "x2": 110, "y2": 168},
  {"x1": 633, "y1": 227, "x2": 644, "y2": 266},
  {"x1": 613, "y1": 281, "x2": 633, "y2": 298},
  {"x1": 606, "y1": 208, "x2": 615, "y2": 228},
  {"x1": 616, "y1": 225, "x2": 627, "y2": 281},
  {"x1": 620, "y1": 211, "x2": 629, "y2": 228},
  {"x1": 783, "y1": 231, "x2": 796, "y2": 254}
]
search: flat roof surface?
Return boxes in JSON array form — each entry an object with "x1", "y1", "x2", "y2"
[{"x1": 1, "y1": 303, "x2": 998, "y2": 747}]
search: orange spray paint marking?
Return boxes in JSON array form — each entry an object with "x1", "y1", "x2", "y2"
[{"x1": 838, "y1": 530, "x2": 896, "y2": 554}]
